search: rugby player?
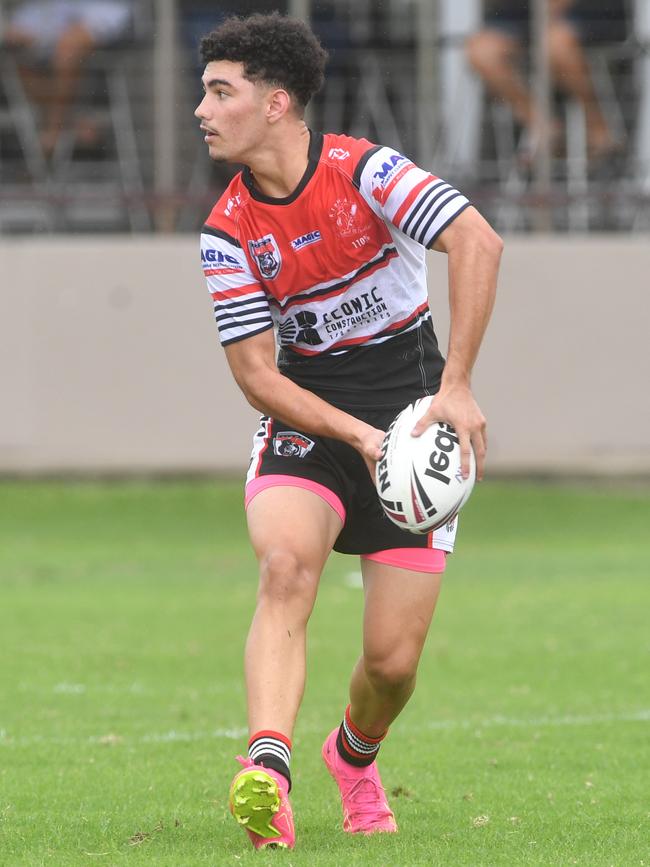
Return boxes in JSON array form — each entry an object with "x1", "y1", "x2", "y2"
[{"x1": 196, "y1": 12, "x2": 502, "y2": 850}]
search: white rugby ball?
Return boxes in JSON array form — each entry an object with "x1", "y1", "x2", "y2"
[{"x1": 375, "y1": 397, "x2": 476, "y2": 534}]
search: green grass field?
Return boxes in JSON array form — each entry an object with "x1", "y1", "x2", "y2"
[{"x1": 1, "y1": 479, "x2": 649, "y2": 866}]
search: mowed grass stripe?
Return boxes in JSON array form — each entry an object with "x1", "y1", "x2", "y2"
[{"x1": 0, "y1": 480, "x2": 648, "y2": 866}]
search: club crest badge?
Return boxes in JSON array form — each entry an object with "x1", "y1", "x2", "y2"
[
  {"x1": 248, "y1": 234, "x2": 282, "y2": 280},
  {"x1": 273, "y1": 432, "x2": 315, "y2": 458}
]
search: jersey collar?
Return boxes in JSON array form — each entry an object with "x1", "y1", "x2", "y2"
[{"x1": 242, "y1": 130, "x2": 323, "y2": 206}]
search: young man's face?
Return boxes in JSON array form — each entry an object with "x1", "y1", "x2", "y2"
[{"x1": 195, "y1": 60, "x2": 271, "y2": 164}]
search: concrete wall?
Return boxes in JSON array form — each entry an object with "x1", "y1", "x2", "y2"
[{"x1": 1, "y1": 236, "x2": 648, "y2": 475}]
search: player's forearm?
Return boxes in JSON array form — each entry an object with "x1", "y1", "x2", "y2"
[
  {"x1": 239, "y1": 366, "x2": 374, "y2": 451},
  {"x1": 442, "y1": 230, "x2": 502, "y2": 388}
]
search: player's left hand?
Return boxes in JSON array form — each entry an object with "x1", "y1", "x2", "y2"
[{"x1": 411, "y1": 384, "x2": 487, "y2": 481}]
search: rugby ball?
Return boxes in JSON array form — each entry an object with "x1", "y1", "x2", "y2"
[{"x1": 375, "y1": 397, "x2": 476, "y2": 534}]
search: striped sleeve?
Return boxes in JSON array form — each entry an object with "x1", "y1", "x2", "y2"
[
  {"x1": 200, "y1": 225, "x2": 273, "y2": 346},
  {"x1": 357, "y1": 147, "x2": 471, "y2": 248}
]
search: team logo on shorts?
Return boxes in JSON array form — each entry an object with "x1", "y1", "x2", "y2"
[
  {"x1": 273, "y1": 432, "x2": 315, "y2": 458},
  {"x1": 249, "y1": 234, "x2": 282, "y2": 279}
]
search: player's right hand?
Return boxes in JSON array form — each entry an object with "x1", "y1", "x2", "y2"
[{"x1": 356, "y1": 426, "x2": 385, "y2": 480}]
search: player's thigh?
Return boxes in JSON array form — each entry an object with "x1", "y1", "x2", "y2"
[
  {"x1": 247, "y1": 486, "x2": 343, "y2": 594},
  {"x1": 360, "y1": 558, "x2": 443, "y2": 670}
]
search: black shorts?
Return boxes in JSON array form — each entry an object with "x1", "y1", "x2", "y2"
[{"x1": 244, "y1": 405, "x2": 458, "y2": 565}]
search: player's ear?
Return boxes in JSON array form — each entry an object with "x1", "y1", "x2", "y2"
[{"x1": 267, "y1": 88, "x2": 291, "y2": 124}]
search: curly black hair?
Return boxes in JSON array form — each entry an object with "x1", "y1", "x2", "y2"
[{"x1": 199, "y1": 12, "x2": 328, "y2": 112}]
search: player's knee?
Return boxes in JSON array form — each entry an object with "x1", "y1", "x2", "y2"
[
  {"x1": 257, "y1": 549, "x2": 317, "y2": 611},
  {"x1": 364, "y1": 650, "x2": 419, "y2": 693}
]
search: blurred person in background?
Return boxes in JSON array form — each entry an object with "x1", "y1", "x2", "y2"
[
  {"x1": 465, "y1": 0, "x2": 627, "y2": 164},
  {"x1": 5, "y1": 0, "x2": 133, "y2": 157}
]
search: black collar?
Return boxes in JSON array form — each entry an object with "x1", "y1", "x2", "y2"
[{"x1": 242, "y1": 131, "x2": 323, "y2": 206}]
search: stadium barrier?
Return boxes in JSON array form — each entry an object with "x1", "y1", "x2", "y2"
[{"x1": 0, "y1": 236, "x2": 648, "y2": 475}]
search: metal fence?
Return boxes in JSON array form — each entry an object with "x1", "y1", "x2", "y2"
[{"x1": 0, "y1": 0, "x2": 648, "y2": 234}]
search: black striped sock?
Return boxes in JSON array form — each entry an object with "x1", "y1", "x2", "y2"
[
  {"x1": 248, "y1": 730, "x2": 292, "y2": 790},
  {"x1": 336, "y1": 705, "x2": 387, "y2": 767}
]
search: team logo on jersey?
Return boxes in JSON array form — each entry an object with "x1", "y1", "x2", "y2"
[
  {"x1": 248, "y1": 234, "x2": 282, "y2": 279},
  {"x1": 273, "y1": 431, "x2": 315, "y2": 458},
  {"x1": 328, "y1": 198, "x2": 370, "y2": 238},
  {"x1": 328, "y1": 147, "x2": 350, "y2": 160},
  {"x1": 290, "y1": 230, "x2": 322, "y2": 252}
]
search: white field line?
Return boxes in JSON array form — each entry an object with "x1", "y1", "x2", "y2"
[
  {"x1": 1, "y1": 711, "x2": 648, "y2": 749},
  {"x1": 27, "y1": 681, "x2": 231, "y2": 696},
  {"x1": 0, "y1": 727, "x2": 249, "y2": 748},
  {"x1": 424, "y1": 709, "x2": 650, "y2": 731}
]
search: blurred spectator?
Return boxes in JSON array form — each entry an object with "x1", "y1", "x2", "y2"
[
  {"x1": 465, "y1": 0, "x2": 627, "y2": 163},
  {"x1": 5, "y1": 0, "x2": 133, "y2": 157}
]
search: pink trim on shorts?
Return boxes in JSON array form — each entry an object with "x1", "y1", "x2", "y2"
[
  {"x1": 245, "y1": 474, "x2": 346, "y2": 524},
  {"x1": 362, "y1": 547, "x2": 447, "y2": 574}
]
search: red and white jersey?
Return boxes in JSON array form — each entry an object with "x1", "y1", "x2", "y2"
[
  {"x1": 201, "y1": 132, "x2": 469, "y2": 349},
  {"x1": 200, "y1": 132, "x2": 470, "y2": 408}
]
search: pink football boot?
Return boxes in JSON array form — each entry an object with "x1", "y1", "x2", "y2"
[
  {"x1": 322, "y1": 729, "x2": 397, "y2": 834},
  {"x1": 228, "y1": 756, "x2": 295, "y2": 849}
]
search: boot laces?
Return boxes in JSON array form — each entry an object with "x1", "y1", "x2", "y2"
[{"x1": 346, "y1": 776, "x2": 392, "y2": 823}]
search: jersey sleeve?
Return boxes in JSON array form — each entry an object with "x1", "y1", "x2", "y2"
[
  {"x1": 355, "y1": 146, "x2": 471, "y2": 248},
  {"x1": 200, "y1": 225, "x2": 273, "y2": 347}
]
